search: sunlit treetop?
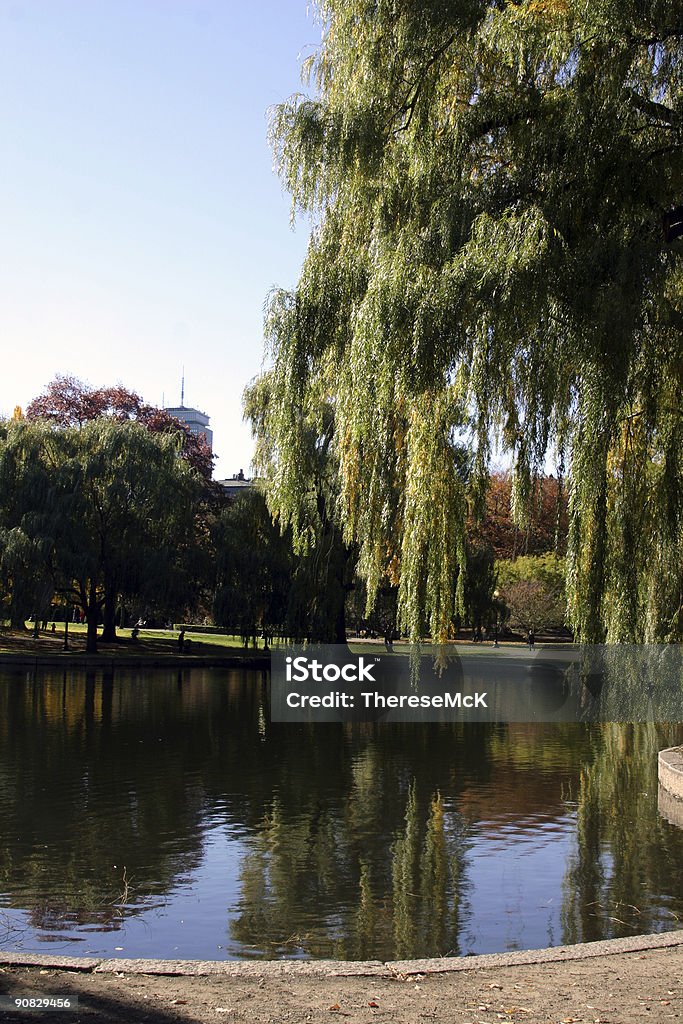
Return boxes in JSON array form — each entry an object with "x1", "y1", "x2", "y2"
[
  {"x1": 27, "y1": 375, "x2": 214, "y2": 480},
  {"x1": 249, "y1": 0, "x2": 683, "y2": 642}
]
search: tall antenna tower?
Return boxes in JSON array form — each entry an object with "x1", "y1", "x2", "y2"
[{"x1": 180, "y1": 367, "x2": 185, "y2": 407}]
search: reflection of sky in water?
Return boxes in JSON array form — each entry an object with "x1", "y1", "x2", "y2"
[
  {"x1": 3, "y1": 809, "x2": 591, "y2": 959},
  {"x1": 0, "y1": 805, "x2": 644, "y2": 960},
  {"x1": 462, "y1": 811, "x2": 576, "y2": 954},
  {"x1": 1, "y1": 826, "x2": 247, "y2": 960},
  {"x1": 1, "y1": 669, "x2": 683, "y2": 961},
  {"x1": 85, "y1": 826, "x2": 247, "y2": 960}
]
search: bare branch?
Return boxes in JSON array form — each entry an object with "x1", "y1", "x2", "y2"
[
  {"x1": 389, "y1": 34, "x2": 456, "y2": 135},
  {"x1": 624, "y1": 87, "x2": 680, "y2": 126}
]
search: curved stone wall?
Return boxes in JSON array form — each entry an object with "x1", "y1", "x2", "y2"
[
  {"x1": 659, "y1": 783, "x2": 683, "y2": 828},
  {"x1": 658, "y1": 747, "x2": 683, "y2": 809}
]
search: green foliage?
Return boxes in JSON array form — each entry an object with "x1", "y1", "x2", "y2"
[
  {"x1": 254, "y1": 0, "x2": 683, "y2": 642},
  {"x1": 60, "y1": 419, "x2": 205, "y2": 639},
  {"x1": 212, "y1": 490, "x2": 292, "y2": 643},
  {"x1": 244, "y1": 372, "x2": 354, "y2": 643},
  {"x1": 498, "y1": 552, "x2": 566, "y2": 590},
  {"x1": 463, "y1": 543, "x2": 497, "y2": 630},
  {"x1": 0, "y1": 419, "x2": 207, "y2": 650},
  {"x1": 497, "y1": 552, "x2": 567, "y2": 630},
  {"x1": 0, "y1": 420, "x2": 63, "y2": 627}
]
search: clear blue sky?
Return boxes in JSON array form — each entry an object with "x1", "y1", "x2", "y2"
[{"x1": 0, "y1": 0, "x2": 318, "y2": 477}]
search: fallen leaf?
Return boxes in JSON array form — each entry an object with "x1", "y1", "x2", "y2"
[
  {"x1": 368, "y1": 1000, "x2": 379, "y2": 1007},
  {"x1": 170, "y1": 1000, "x2": 187, "y2": 1006},
  {"x1": 328, "y1": 1004, "x2": 341, "y2": 1012}
]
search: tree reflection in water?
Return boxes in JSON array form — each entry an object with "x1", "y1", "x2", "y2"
[
  {"x1": 562, "y1": 723, "x2": 683, "y2": 944},
  {"x1": 231, "y1": 780, "x2": 464, "y2": 960},
  {"x1": 1, "y1": 668, "x2": 683, "y2": 960}
]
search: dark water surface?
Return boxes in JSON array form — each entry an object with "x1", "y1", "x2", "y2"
[{"x1": 1, "y1": 667, "x2": 682, "y2": 961}]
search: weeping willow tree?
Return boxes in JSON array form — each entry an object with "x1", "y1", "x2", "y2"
[{"x1": 248, "y1": 0, "x2": 683, "y2": 642}]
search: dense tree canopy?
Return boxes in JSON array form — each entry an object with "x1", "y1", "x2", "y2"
[
  {"x1": 56, "y1": 420, "x2": 205, "y2": 650},
  {"x1": 0, "y1": 421, "x2": 60, "y2": 629},
  {"x1": 497, "y1": 552, "x2": 567, "y2": 631},
  {"x1": 251, "y1": 0, "x2": 683, "y2": 642},
  {"x1": 27, "y1": 375, "x2": 214, "y2": 479},
  {"x1": 0, "y1": 419, "x2": 207, "y2": 651},
  {"x1": 212, "y1": 490, "x2": 293, "y2": 644}
]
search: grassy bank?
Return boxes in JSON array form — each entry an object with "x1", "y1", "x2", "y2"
[
  {"x1": 0, "y1": 624, "x2": 268, "y2": 661},
  {"x1": 0, "y1": 623, "x2": 569, "y2": 663}
]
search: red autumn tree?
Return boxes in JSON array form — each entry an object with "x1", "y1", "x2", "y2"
[
  {"x1": 469, "y1": 471, "x2": 569, "y2": 561},
  {"x1": 26, "y1": 375, "x2": 213, "y2": 479}
]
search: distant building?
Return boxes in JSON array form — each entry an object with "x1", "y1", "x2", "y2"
[
  {"x1": 164, "y1": 404, "x2": 213, "y2": 452},
  {"x1": 165, "y1": 374, "x2": 213, "y2": 452},
  {"x1": 216, "y1": 469, "x2": 253, "y2": 498}
]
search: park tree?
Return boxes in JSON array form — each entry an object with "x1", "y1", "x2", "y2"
[
  {"x1": 212, "y1": 489, "x2": 293, "y2": 645},
  {"x1": 245, "y1": 371, "x2": 355, "y2": 643},
  {"x1": 0, "y1": 418, "x2": 207, "y2": 651},
  {"x1": 470, "y1": 471, "x2": 569, "y2": 560},
  {"x1": 0, "y1": 421, "x2": 60, "y2": 629},
  {"x1": 252, "y1": 0, "x2": 683, "y2": 643},
  {"x1": 497, "y1": 552, "x2": 567, "y2": 632},
  {"x1": 56, "y1": 420, "x2": 205, "y2": 651},
  {"x1": 26, "y1": 375, "x2": 213, "y2": 479}
]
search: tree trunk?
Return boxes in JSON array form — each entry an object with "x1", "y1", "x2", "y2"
[
  {"x1": 10, "y1": 590, "x2": 30, "y2": 630},
  {"x1": 85, "y1": 582, "x2": 99, "y2": 654},
  {"x1": 101, "y1": 588, "x2": 117, "y2": 642},
  {"x1": 333, "y1": 585, "x2": 347, "y2": 644},
  {"x1": 326, "y1": 526, "x2": 349, "y2": 645}
]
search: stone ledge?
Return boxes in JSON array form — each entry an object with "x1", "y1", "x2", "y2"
[
  {"x1": 94, "y1": 958, "x2": 386, "y2": 977},
  {"x1": 659, "y1": 746, "x2": 683, "y2": 802},
  {"x1": 659, "y1": 782, "x2": 683, "y2": 827},
  {"x1": 0, "y1": 952, "x2": 102, "y2": 971},
  {"x1": 3, "y1": 930, "x2": 683, "y2": 978},
  {"x1": 390, "y1": 929, "x2": 683, "y2": 975}
]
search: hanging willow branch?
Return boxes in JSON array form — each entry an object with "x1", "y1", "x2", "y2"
[{"x1": 250, "y1": 0, "x2": 683, "y2": 643}]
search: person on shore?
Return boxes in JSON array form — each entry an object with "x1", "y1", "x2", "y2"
[
  {"x1": 527, "y1": 628, "x2": 535, "y2": 649},
  {"x1": 178, "y1": 629, "x2": 185, "y2": 653}
]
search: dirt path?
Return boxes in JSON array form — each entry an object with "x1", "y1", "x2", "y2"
[{"x1": 1, "y1": 940, "x2": 682, "y2": 1024}]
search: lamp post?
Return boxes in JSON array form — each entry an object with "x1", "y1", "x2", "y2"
[{"x1": 492, "y1": 589, "x2": 500, "y2": 647}]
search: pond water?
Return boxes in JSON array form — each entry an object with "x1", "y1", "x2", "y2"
[{"x1": 1, "y1": 666, "x2": 682, "y2": 961}]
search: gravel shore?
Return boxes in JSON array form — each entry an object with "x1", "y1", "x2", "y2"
[{"x1": 1, "y1": 936, "x2": 682, "y2": 1023}]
